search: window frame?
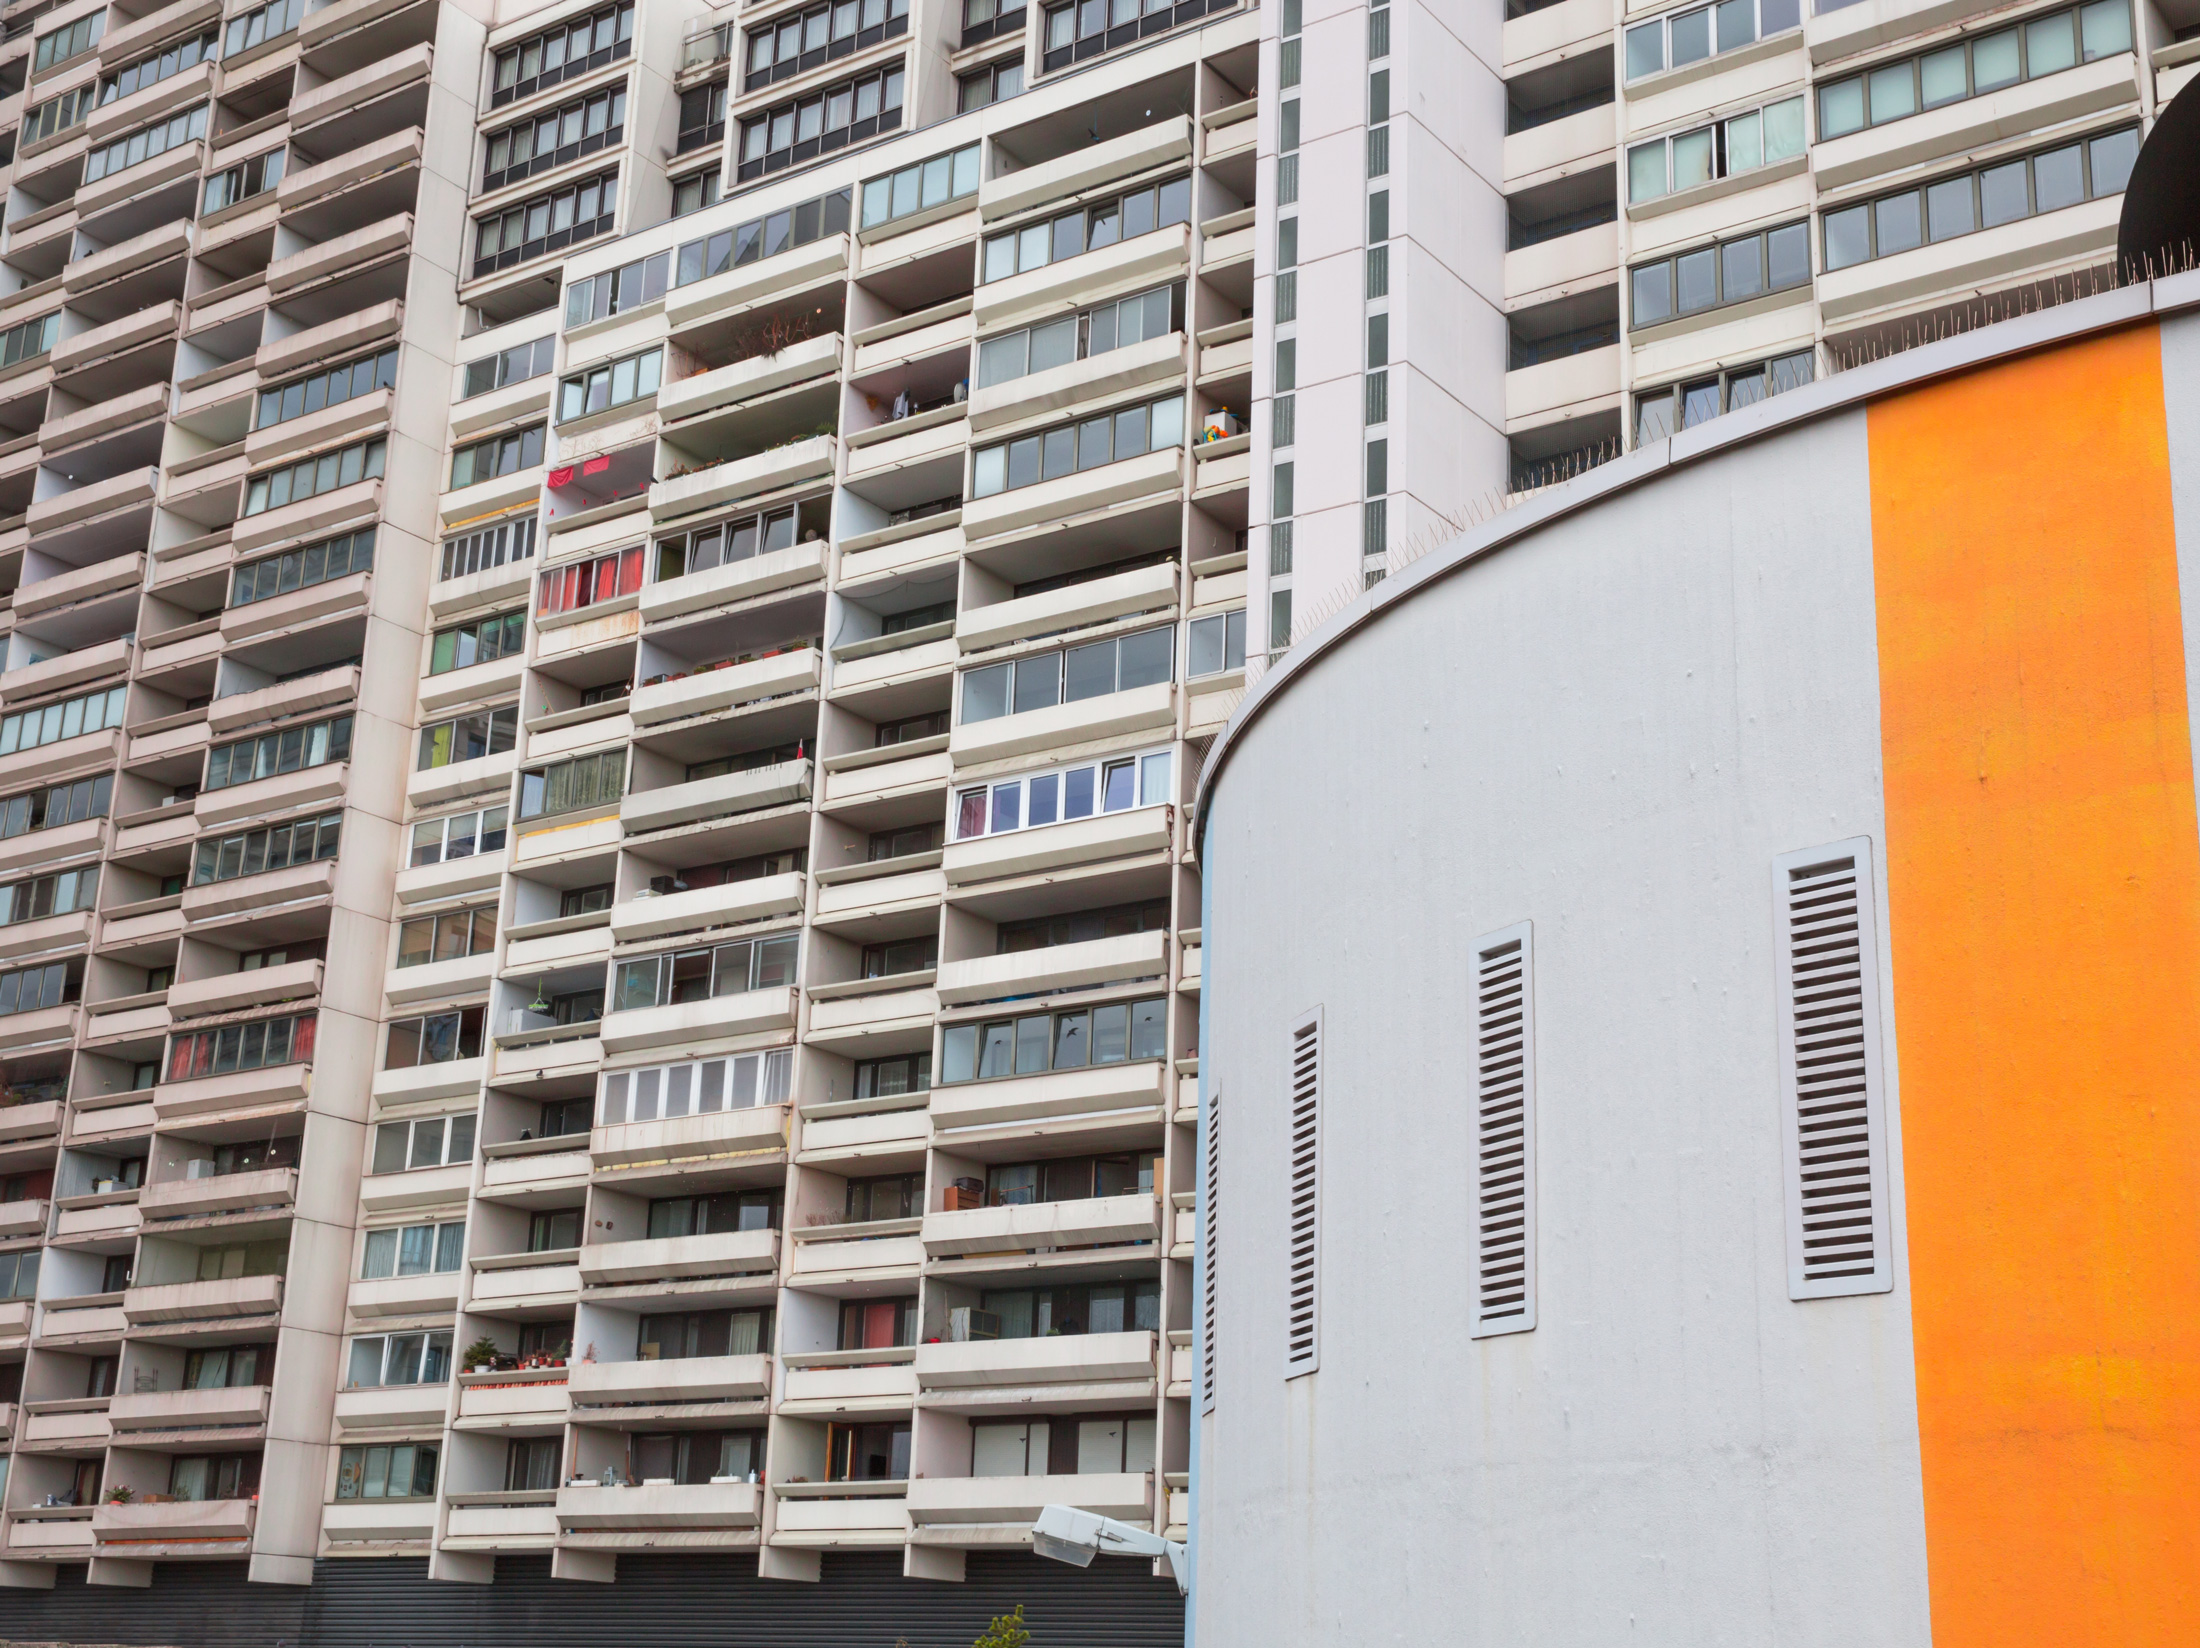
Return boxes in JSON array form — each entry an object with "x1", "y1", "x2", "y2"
[
  {"x1": 859, "y1": 142, "x2": 982, "y2": 229},
  {"x1": 940, "y1": 995, "x2": 1169, "y2": 1085},
  {"x1": 1624, "y1": 0, "x2": 1802, "y2": 83},
  {"x1": 1628, "y1": 220, "x2": 1812, "y2": 330},
  {"x1": 204, "y1": 714, "x2": 354, "y2": 792},
  {"x1": 956, "y1": 624, "x2": 1177, "y2": 727},
  {"x1": 980, "y1": 174, "x2": 1193, "y2": 283},
  {"x1": 734, "y1": 62, "x2": 904, "y2": 181},
  {"x1": 382, "y1": 1008, "x2": 486, "y2": 1071},
  {"x1": 242, "y1": 436, "x2": 387, "y2": 516}
]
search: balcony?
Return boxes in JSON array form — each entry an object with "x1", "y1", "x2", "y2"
[
  {"x1": 193, "y1": 760, "x2": 351, "y2": 829},
  {"x1": 347, "y1": 1268, "x2": 463, "y2": 1319},
  {"x1": 776, "y1": 1348, "x2": 918, "y2": 1416},
  {"x1": 622, "y1": 759, "x2": 813, "y2": 834},
  {"x1": 794, "y1": 1103, "x2": 929, "y2": 1163},
  {"x1": 568, "y1": 1354, "x2": 771, "y2": 1406},
  {"x1": 630, "y1": 648, "x2": 821, "y2": 728},
  {"x1": 124, "y1": 1274, "x2": 284, "y2": 1324},
  {"x1": 921, "y1": 1194, "x2": 1160, "y2": 1258},
  {"x1": 610, "y1": 873, "x2": 806, "y2": 944},
  {"x1": 321, "y1": 1497, "x2": 438, "y2": 1544},
  {"x1": 973, "y1": 225, "x2": 1190, "y2": 334},
  {"x1": 154, "y1": 1063, "x2": 311, "y2": 1123},
  {"x1": 592, "y1": 1104, "x2": 788, "y2": 1171},
  {"x1": 466, "y1": 1256, "x2": 581, "y2": 1311},
  {"x1": 804, "y1": 979, "x2": 940, "y2": 1051},
  {"x1": 961, "y1": 448, "x2": 1183, "y2": 542},
  {"x1": 267, "y1": 212, "x2": 414, "y2": 296},
  {"x1": 335, "y1": 1382, "x2": 451, "y2": 1430},
  {"x1": 942, "y1": 805, "x2": 1170, "y2": 888},
  {"x1": 138, "y1": 1166, "x2": 298, "y2": 1221},
  {"x1": 21, "y1": 1399, "x2": 111, "y2": 1449},
  {"x1": 786, "y1": 1220, "x2": 925, "y2": 1287},
  {"x1": 915, "y1": 1330, "x2": 1157, "y2": 1404},
  {"x1": 930, "y1": 1059, "x2": 1167, "y2": 1131},
  {"x1": 641, "y1": 542, "x2": 826, "y2": 624},
  {"x1": 5, "y1": 1508, "x2": 94, "y2": 1557},
  {"x1": 93, "y1": 1499, "x2": 254, "y2": 1551},
  {"x1": 957, "y1": 563, "x2": 1178, "y2": 655},
  {"x1": 982, "y1": 117, "x2": 1193, "y2": 223},
  {"x1": 577, "y1": 1228, "x2": 779, "y2": 1287},
  {"x1": 650, "y1": 437, "x2": 836, "y2": 524},
  {"x1": 661, "y1": 336, "x2": 843, "y2": 423},
  {"x1": 968, "y1": 334, "x2": 1186, "y2": 438},
  {"x1": 665, "y1": 235, "x2": 850, "y2": 332},
  {"x1": 385, "y1": 950, "x2": 496, "y2": 1009},
  {"x1": 907, "y1": 1472, "x2": 1150, "y2": 1527},
  {"x1": 107, "y1": 1383, "x2": 271, "y2": 1438},
  {"x1": 480, "y1": 1146, "x2": 592, "y2": 1201},
  {"x1": 1506, "y1": 222, "x2": 1618, "y2": 307},
  {"x1": 371, "y1": 1055, "x2": 486, "y2": 1107},
  {"x1": 1502, "y1": 102, "x2": 1613, "y2": 191},
  {"x1": 442, "y1": 1495, "x2": 559, "y2": 1548},
  {"x1": 455, "y1": 1368, "x2": 571, "y2": 1427},
  {"x1": 1504, "y1": 344, "x2": 1621, "y2": 433},
  {"x1": 559, "y1": 1481, "x2": 761, "y2": 1537},
  {"x1": 1816, "y1": 196, "x2": 2121, "y2": 326},
  {"x1": 769, "y1": 1482, "x2": 907, "y2": 1545},
  {"x1": 180, "y1": 859, "x2": 337, "y2": 922},
  {"x1": 0, "y1": 1196, "x2": 48, "y2": 1238},
  {"x1": 597, "y1": 987, "x2": 799, "y2": 1055},
  {"x1": 937, "y1": 930, "x2": 1167, "y2": 1006}
]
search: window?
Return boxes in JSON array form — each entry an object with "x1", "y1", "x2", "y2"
[
  {"x1": 1629, "y1": 96, "x2": 1805, "y2": 203},
  {"x1": 482, "y1": 84, "x2": 626, "y2": 192},
  {"x1": 429, "y1": 612, "x2": 524, "y2": 676},
  {"x1": 612, "y1": 935, "x2": 799, "y2": 1011},
  {"x1": 416, "y1": 706, "x2": 517, "y2": 770},
  {"x1": 409, "y1": 805, "x2": 508, "y2": 866},
  {"x1": 1635, "y1": 350, "x2": 1814, "y2": 443},
  {"x1": 347, "y1": 1330, "x2": 453, "y2": 1388},
  {"x1": 845, "y1": 1174, "x2": 922, "y2": 1222},
  {"x1": 1630, "y1": 222, "x2": 1810, "y2": 328},
  {"x1": 472, "y1": 169, "x2": 619, "y2": 278},
  {"x1": 646, "y1": 1188, "x2": 779, "y2": 1238},
  {"x1": 0, "y1": 774, "x2": 110, "y2": 841},
  {"x1": 598, "y1": 1049, "x2": 792, "y2": 1123},
  {"x1": 1187, "y1": 610, "x2": 1246, "y2": 677},
  {"x1": 538, "y1": 1097, "x2": 593, "y2": 1135},
  {"x1": 228, "y1": 529, "x2": 375, "y2": 608},
  {"x1": 745, "y1": 0, "x2": 908, "y2": 90},
  {"x1": 1624, "y1": 0, "x2": 1800, "y2": 81},
  {"x1": 1041, "y1": 0, "x2": 1238, "y2": 70},
  {"x1": 0, "y1": 964, "x2": 75, "y2": 1018},
  {"x1": 970, "y1": 394, "x2": 1184, "y2": 498},
  {"x1": 383, "y1": 1008, "x2": 485, "y2": 1069},
  {"x1": 337, "y1": 1443, "x2": 438, "y2": 1500},
  {"x1": 958, "y1": 58, "x2": 1023, "y2": 111},
  {"x1": 244, "y1": 436, "x2": 387, "y2": 515},
  {"x1": 875, "y1": 714, "x2": 946, "y2": 750},
  {"x1": 639, "y1": 1307, "x2": 772, "y2": 1359},
  {"x1": 449, "y1": 425, "x2": 544, "y2": 490},
  {"x1": 672, "y1": 170, "x2": 723, "y2": 217},
  {"x1": 492, "y1": 2, "x2": 634, "y2": 106},
  {"x1": 371, "y1": 1115, "x2": 476, "y2": 1177},
  {"x1": 854, "y1": 1052, "x2": 930, "y2": 1102},
  {"x1": 22, "y1": 86, "x2": 92, "y2": 148},
  {"x1": 0, "y1": 1251, "x2": 37, "y2": 1299},
  {"x1": 735, "y1": 64, "x2": 904, "y2": 181},
  {"x1": 861, "y1": 936, "x2": 936, "y2": 978},
  {"x1": 190, "y1": 814, "x2": 341, "y2": 886},
  {"x1": 653, "y1": 506, "x2": 805, "y2": 581},
  {"x1": 976, "y1": 284, "x2": 1183, "y2": 389},
  {"x1": 395, "y1": 907, "x2": 497, "y2": 969},
  {"x1": 561, "y1": 885, "x2": 613, "y2": 917},
  {"x1": 0, "y1": 867, "x2": 95, "y2": 926},
  {"x1": 165, "y1": 1013, "x2": 317, "y2": 1081},
  {"x1": 860, "y1": 142, "x2": 982, "y2": 230},
  {"x1": 517, "y1": 750, "x2": 624, "y2": 819},
  {"x1": 1817, "y1": 3, "x2": 2131, "y2": 140},
  {"x1": 99, "y1": 30, "x2": 216, "y2": 105},
  {"x1": 970, "y1": 1281, "x2": 1159, "y2": 1339},
  {"x1": 826, "y1": 1421, "x2": 907, "y2": 1481},
  {"x1": 1821, "y1": 127, "x2": 2139, "y2": 271},
  {"x1": 223, "y1": 0, "x2": 299, "y2": 57},
  {"x1": 505, "y1": 1437, "x2": 561, "y2": 1491},
  {"x1": 1773, "y1": 840, "x2": 1893, "y2": 1298},
  {"x1": 631, "y1": 1430, "x2": 761, "y2": 1483},
  {"x1": 963, "y1": 0, "x2": 1029, "y2": 44},
  {"x1": 203, "y1": 148, "x2": 285, "y2": 214},
  {"x1": 360, "y1": 1220, "x2": 466, "y2": 1275},
  {"x1": 957, "y1": 627, "x2": 1174, "y2": 724},
  {"x1": 981, "y1": 177, "x2": 1191, "y2": 282},
  {"x1": 558, "y1": 348, "x2": 662, "y2": 421},
  {"x1": 868, "y1": 821, "x2": 942, "y2": 859},
  {"x1": 675, "y1": 188, "x2": 851, "y2": 286},
  {"x1": 204, "y1": 714, "x2": 353, "y2": 791},
  {"x1": 463, "y1": 339, "x2": 555, "y2": 398},
  {"x1": 679, "y1": 80, "x2": 727, "y2": 151},
  {"x1": 84, "y1": 104, "x2": 208, "y2": 185},
  {"x1": 0, "y1": 686, "x2": 126, "y2": 756},
  {"x1": 0, "y1": 314, "x2": 57, "y2": 370},
  {"x1": 980, "y1": 1153, "x2": 1158, "y2": 1207},
  {"x1": 564, "y1": 252, "x2": 670, "y2": 328},
  {"x1": 170, "y1": 1454, "x2": 261, "y2": 1502},
  {"x1": 538, "y1": 546, "x2": 644, "y2": 616},
  {"x1": 1284, "y1": 1008, "x2": 1321, "y2": 1375},
  {"x1": 441, "y1": 517, "x2": 537, "y2": 581},
  {"x1": 256, "y1": 349, "x2": 396, "y2": 431},
  {"x1": 32, "y1": 11, "x2": 101, "y2": 73},
  {"x1": 1471, "y1": 925, "x2": 1535, "y2": 1335},
  {"x1": 953, "y1": 746, "x2": 1172, "y2": 837},
  {"x1": 942, "y1": 997, "x2": 1167, "y2": 1083}
]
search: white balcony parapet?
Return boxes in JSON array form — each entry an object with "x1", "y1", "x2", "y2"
[
  {"x1": 577, "y1": 1228, "x2": 779, "y2": 1286},
  {"x1": 921, "y1": 1194, "x2": 1161, "y2": 1257},
  {"x1": 915, "y1": 1330, "x2": 1156, "y2": 1388},
  {"x1": 568, "y1": 1353, "x2": 772, "y2": 1405},
  {"x1": 936, "y1": 930, "x2": 1167, "y2": 1006}
]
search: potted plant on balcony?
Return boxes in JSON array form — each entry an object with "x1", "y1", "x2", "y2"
[
  {"x1": 462, "y1": 1336, "x2": 500, "y2": 1374},
  {"x1": 103, "y1": 1485, "x2": 134, "y2": 1505}
]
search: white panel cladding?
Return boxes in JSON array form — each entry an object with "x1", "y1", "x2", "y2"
[
  {"x1": 1284, "y1": 1009, "x2": 1320, "y2": 1378},
  {"x1": 1472, "y1": 923, "x2": 1535, "y2": 1337},
  {"x1": 1772, "y1": 839, "x2": 1895, "y2": 1300}
]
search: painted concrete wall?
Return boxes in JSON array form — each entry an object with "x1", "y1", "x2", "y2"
[{"x1": 1198, "y1": 410, "x2": 1933, "y2": 1645}]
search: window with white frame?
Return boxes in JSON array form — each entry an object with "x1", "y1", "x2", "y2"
[
  {"x1": 360, "y1": 1221, "x2": 465, "y2": 1278},
  {"x1": 958, "y1": 626, "x2": 1174, "y2": 725},
  {"x1": 1625, "y1": 0, "x2": 1801, "y2": 82},
  {"x1": 1628, "y1": 96, "x2": 1804, "y2": 204},
  {"x1": 1817, "y1": 2, "x2": 2130, "y2": 141},
  {"x1": 1187, "y1": 610, "x2": 1246, "y2": 677},
  {"x1": 597, "y1": 1049, "x2": 793, "y2": 1124},
  {"x1": 346, "y1": 1330, "x2": 453, "y2": 1388},
  {"x1": 952, "y1": 746, "x2": 1172, "y2": 839},
  {"x1": 369, "y1": 1112, "x2": 477, "y2": 1173}
]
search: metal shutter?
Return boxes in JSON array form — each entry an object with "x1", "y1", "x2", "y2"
[
  {"x1": 1284, "y1": 1009, "x2": 1321, "y2": 1377},
  {"x1": 1772, "y1": 839, "x2": 1895, "y2": 1299},
  {"x1": 1472, "y1": 923, "x2": 1535, "y2": 1336}
]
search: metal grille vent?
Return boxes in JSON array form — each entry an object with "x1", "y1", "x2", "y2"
[
  {"x1": 1473, "y1": 925, "x2": 1535, "y2": 1336},
  {"x1": 1284, "y1": 1010, "x2": 1321, "y2": 1377}
]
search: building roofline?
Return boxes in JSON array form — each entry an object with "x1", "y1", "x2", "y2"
[{"x1": 1191, "y1": 268, "x2": 2200, "y2": 849}]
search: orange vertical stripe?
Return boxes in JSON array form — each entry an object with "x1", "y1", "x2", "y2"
[{"x1": 1870, "y1": 323, "x2": 2200, "y2": 1646}]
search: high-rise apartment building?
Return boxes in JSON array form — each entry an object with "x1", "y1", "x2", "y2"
[
  {"x1": 0, "y1": 0, "x2": 2179, "y2": 1619},
  {"x1": 1249, "y1": 0, "x2": 2194, "y2": 651}
]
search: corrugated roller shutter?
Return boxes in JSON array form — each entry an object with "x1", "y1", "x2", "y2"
[{"x1": 0, "y1": 1552, "x2": 1183, "y2": 1648}]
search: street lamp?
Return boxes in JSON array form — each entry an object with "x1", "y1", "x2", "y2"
[{"x1": 1029, "y1": 1504, "x2": 1187, "y2": 1597}]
